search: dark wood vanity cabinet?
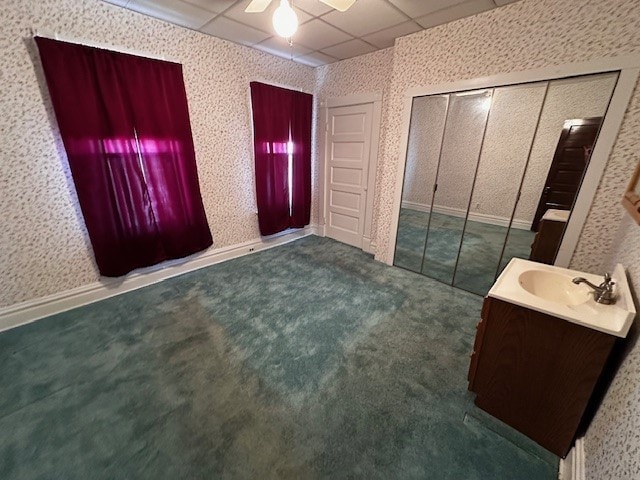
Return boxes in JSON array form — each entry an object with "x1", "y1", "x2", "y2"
[
  {"x1": 468, "y1": 297, "x2": 616, "y2": 457},
  {"x1": 529, "y1": 218, "x2": 565, "y2": 264}
]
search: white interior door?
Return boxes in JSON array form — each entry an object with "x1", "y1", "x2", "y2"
[{"x1": 325, "y1": 103, "x2": 374, "y2": 248}]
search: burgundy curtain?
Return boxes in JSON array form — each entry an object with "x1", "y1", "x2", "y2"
[
  {"x1": 35, "y1": 37, "x2": 212, "y2": 277},
  {"x1": 250, "y1": 82, "x2": 312, "y2": 236},
  {"x1": 290, "y1": 89, "x2": 313, "y2": 228}
]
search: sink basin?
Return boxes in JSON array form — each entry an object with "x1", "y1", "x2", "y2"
[
  {"x1": 518, "y1": 270, "x2": 591, "y2": 306},
  {"x1": 489, "y1": 259, "x2": 636, "y2": 338}
]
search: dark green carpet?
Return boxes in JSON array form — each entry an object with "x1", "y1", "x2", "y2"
[
  {"x1": 0, "y1": 236, "x2": 557, "y2": 479},
  {"x1": 394, "y1": 209, "x2": 535, "y2": 295}
]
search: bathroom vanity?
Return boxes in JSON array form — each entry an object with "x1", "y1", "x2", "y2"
[
  {"x1": 468, "y1": 260, "x2": 635, "y2": 457},
  {"x1": 529, "y1": 209, "x2": 570, "y2": 264}
]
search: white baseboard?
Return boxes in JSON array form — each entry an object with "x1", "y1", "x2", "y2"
[
  {"x1": 362, "y1": 237, "x2": 376, "y2": 254},
  {"x1": 401, "y1": 201, "x2": 532, "y2": 230},
  {"x1": 0, "y1": 226, "x2": 318, "y2": 333},
  {"x1": 559, "y1": 437, "x2": 585, "y2": 480},
  {"x1": 401, "y1": 200, "x2": 431, "y2": 213}
]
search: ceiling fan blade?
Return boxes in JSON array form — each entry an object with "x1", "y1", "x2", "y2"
[
  {"x1": 245, "y1": 0, "x2": 273, "y2": 13},
  {"x1": 319, "y1": 0, "x2": 356, "y2": 12}
]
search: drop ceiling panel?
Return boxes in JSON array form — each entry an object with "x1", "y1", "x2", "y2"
[
  {"x1": 102, "y1": 0, "x2": 129, "y2": 6},
  {"x1": 321, "y1": 39, "x2": 376, "y2": 59},
  {"x1": 254, "y1": 36, "x2": 313, "y2": 58},
  {"x1": 361, "y1": 20, "x2": 422, "y2": 49},
  {"x1": 295, "y1": 51, "x2": 338, "y2": 67},
  {"x1": 294, "y1": 0, "x2": 334, "y2": 16},
  {"x1": 388, "y1": 0, "x2": 467, "y2": 18},
  {"x1": 224, "y1": 0, "x2": 312, "y2": 34},
  {"x1": 200, "y1": 15, "x2": 271, "y2": 45},
  {"x1": 321, "y1": 0, "x2": 408, "y2": 37},
  {"x1": 292, "y1": 19, "x2": 353, "y2": 50},
  {"x1": 181, "y1": 0, "x2": 236, "y2": 13},
  {"x1": 416, "y1": 0, "x2": 495, "y2": 29},
  {"x1": 127, "y1": 0, "x2": 217, "y2": 29}
]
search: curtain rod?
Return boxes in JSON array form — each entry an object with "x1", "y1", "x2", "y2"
[{"x1": 30, "y1": 28, "x2": 180, "y2": 64}]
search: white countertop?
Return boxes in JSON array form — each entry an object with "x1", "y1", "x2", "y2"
[
  {"x1": 488, "y1": 258, "x2": 636, "y2": 338},
  {"x1": 541, "y1": 209, "x2": 570, "y2": 223}
]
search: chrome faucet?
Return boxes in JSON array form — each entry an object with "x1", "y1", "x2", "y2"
[{"x1": 572, "y1": 273, "x2": 616, "y2": 305}]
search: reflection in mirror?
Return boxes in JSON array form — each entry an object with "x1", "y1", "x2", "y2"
[
  {"x1": 421, "y1": 90, "x2": 492, "y2": 284},
  {"x1": 454, "y1": 83, "x2": 547, "y2": 295},
  {"x1": 394, "y1": 95, "x2": 448, "y2": 272},
  {"x1": 393, "y1": 70, "x2": 620, "y2": 296},
  {"x1": 499, "y1": 71, "x2": 619, "y2": 273}
]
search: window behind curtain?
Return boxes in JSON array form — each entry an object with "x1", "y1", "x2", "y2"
[
  {"x1": 35, "y1": 37, "x2": 212, "y2": 277},
  {"x1": 250, "y1": 82, "x2": 312, "y2": 236}
]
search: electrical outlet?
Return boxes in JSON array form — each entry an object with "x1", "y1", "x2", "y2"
[{"x1": 249, "y1": 247, "x2": 255, "y2": 252}]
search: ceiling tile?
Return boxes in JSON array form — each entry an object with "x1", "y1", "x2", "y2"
[
  {"x1": 321, "y1": 0, "x2": 407, "y2": 37},
  {"x1": 388, "y1": 0, "x2": 466, "y2": 18},
  {"x1": 182, "y1": 0, "x2": 236, "y2": 13},
  {"x1": 224, "y1": 0, "x2": 312, "y2": 35},
  {"x1": 361, "y1": 20, "x2": 422, "y2": 49},
  {"x1": 416, "y1": 0, "x2": 495, "y2": 29},
  {"x1": 253, "y1": 36, "x2": 313, "y2": 58},
  {"x1": 292, "y1": 19, "x2": 352, "y2": 50},
  {"x1": 321, "y1": 39, "x2": 376, "y2": 60},
  {"x1": 295, "y1": 51, "x2": 337, "y2": 67},
  {"x1": 494, "y1": 0, "x2": 521, "y2": 5},
  {"x1": 102, "y1": 0, "x2": 130, "y2": 6},
  {"x1": 199, "y1": 15, "x2": 271, "y2": 44},
  {"x1": 294, "y1": 0, "x2": 334, "y2": 16},
  {"x1": 126, "y1": 0, "x2": 217, "y2": 29}
]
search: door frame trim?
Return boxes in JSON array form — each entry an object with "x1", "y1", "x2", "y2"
[
  {"x1": 320, "y1": 92, "x2": 383, "y2": 254},
  {"x1": 387, "y1": 55, "x2": 640, "y2": 268}
]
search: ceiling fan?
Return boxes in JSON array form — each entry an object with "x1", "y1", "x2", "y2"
[{"x1": 245, "y1": 0, "x2": 356, "y2": 38}]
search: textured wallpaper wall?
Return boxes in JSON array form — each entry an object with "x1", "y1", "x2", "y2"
[
  {"x1": 0, "y1": 0, "x2": 315, "y2": 308},
  {"x1": 584, "y1": 215, "x2": 640, "y2": 480}
]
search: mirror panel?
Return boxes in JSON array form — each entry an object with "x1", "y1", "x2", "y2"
[
  {"x1": 394, "y1": 70, "x2": 620, "y2": 296},
  {"x1": 499, "y1": 71, "x2": 619, "y2": 273},
  {"x1": 394, "y1": 95, "x2": 449, "y2": 272},
  {"x1": 421, "y1": 90, "x2": 492, "y2": 284},
  {"x1": 454, "y1": 83, "x2": 547, "y2": 295}
]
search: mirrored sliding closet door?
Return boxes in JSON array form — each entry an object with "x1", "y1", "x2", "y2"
[{"x1": 394, "y1": 71, "x2": 619, "y2": 296}]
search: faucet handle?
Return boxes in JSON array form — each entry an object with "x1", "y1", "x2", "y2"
[{"x1": 601, "y1": 273, "x2": 615, "y2": 290}]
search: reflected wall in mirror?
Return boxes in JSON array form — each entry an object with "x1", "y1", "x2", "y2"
[
  {"x1": 394, "y1": 71, "x2": 620, "y2": 296},
  {"x1": 421, "y1": 90, "x2": 492, "y2": 285},
  {"x1": 454, "y1": 82, "x2": 547, "y2": 294},
  {"x1": 501, "y1": 72, "x2": 618, "y2": 274},
  {"x1": 394, "y1": 95, "x2": 448, "y2": 272}
]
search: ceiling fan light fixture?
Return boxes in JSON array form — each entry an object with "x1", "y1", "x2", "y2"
[{"x1": 272, "y1": 0, "x2": 298, "y2": 38}]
